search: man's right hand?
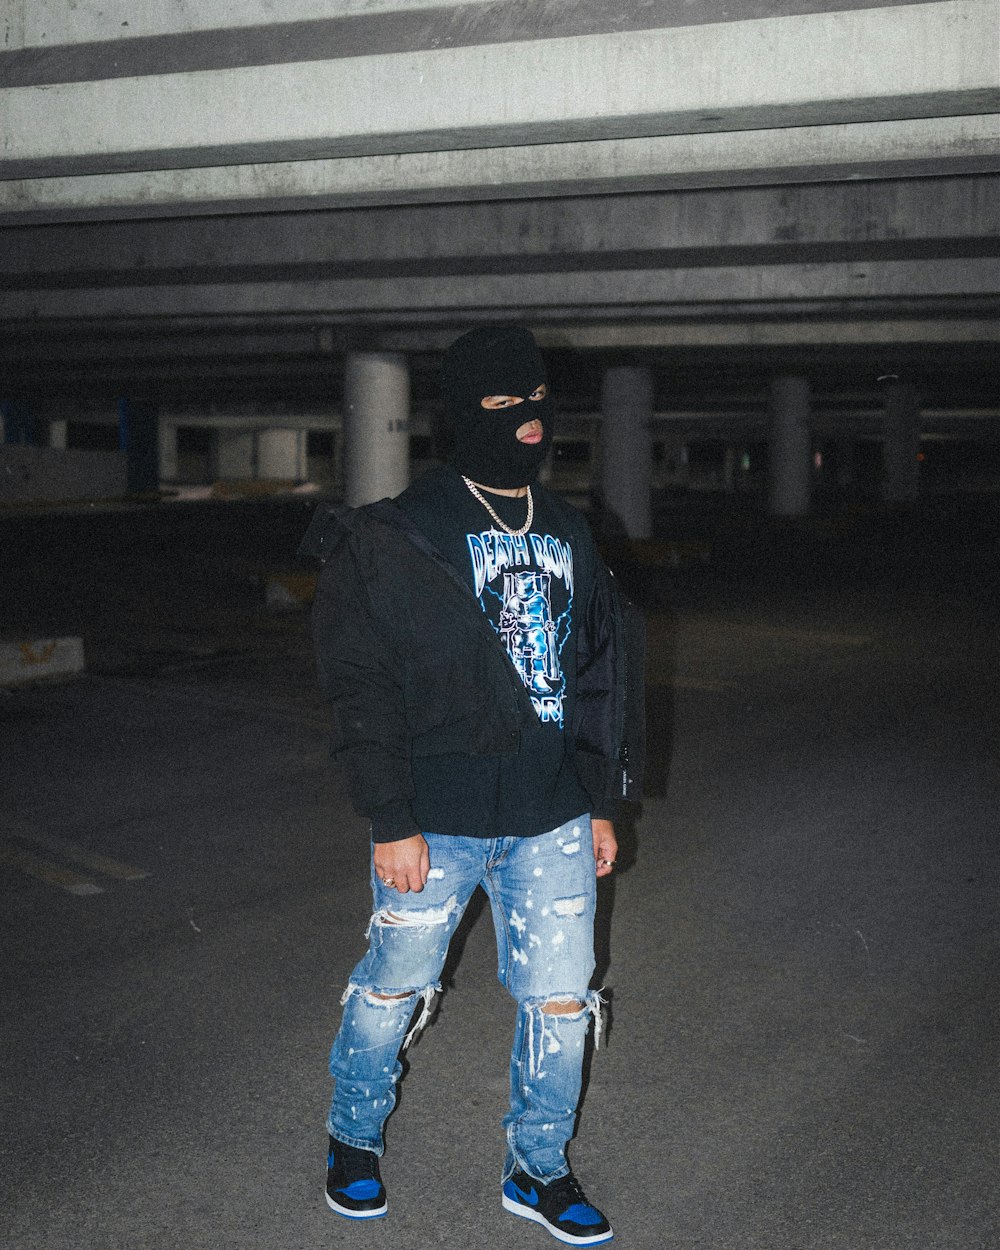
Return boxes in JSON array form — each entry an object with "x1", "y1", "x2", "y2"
[{"x1": 374, "y1": 834, "x2": 430, "y2": 894}]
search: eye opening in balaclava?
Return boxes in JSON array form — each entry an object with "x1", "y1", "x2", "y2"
[{"x1": 440, "y1": 324, "x2": 554, "y2": 489}]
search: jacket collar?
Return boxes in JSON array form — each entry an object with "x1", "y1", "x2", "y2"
[
  {"x1": 367, "y1": 498, "x2": 482, "y2": 606},
  {"x1": 299, "y1": 496, "x2": 480, "y2": 608}
]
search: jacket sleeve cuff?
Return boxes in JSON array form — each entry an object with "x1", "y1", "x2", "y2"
[
  {"x1": 369, "y1": 798, "x2": 421, "y2": 843},
  {"x1": 591, "y1": 798, "x2": 621, "y2": 823}
]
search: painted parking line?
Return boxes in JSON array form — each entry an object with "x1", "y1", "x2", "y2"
[
  {"x1": 0, "y1": 824, "x2": 150, "y2": 894},
  {"x1": 0, "y1": 843, "x2": 104, "y2": 895},
  {"x1": 9, "y1": 827, "x2": 150, "y2": 881}
]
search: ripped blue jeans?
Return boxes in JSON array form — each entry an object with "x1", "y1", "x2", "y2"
[{"x1": 327, "y1": 814, "x2": 603, "y2": 1183}]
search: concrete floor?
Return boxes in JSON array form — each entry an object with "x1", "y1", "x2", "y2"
[{"x1": 1, "y1": 499, "x2": 997, "y2": 1250}]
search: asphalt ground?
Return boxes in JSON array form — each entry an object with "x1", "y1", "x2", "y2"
[{"x1": 1, "y1": 497, "x2": 998, "y2": 1250}]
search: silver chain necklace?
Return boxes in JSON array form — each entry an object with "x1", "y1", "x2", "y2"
[{"x1": 462, "y1": 476, "x2": 534, "y2": 537}]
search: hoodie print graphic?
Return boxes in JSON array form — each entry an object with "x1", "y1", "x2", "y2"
[{"x1": 466, "y1": 529, "x2": 574, "y2": 727}]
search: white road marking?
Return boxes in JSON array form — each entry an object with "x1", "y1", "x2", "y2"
[
  {"x1": 0, "y1": 821, "x2": 150, "y2": 894},
  {"x1": 0, "y1": 843, "x2": 104, "y2": 895},
  {"x1": 8, "y1": 827, "x2": 150, "y2": 881}
]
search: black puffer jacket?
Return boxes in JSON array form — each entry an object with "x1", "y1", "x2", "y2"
[{"x1": 300, "y1": 485, "x2": 645, "y2": 840}]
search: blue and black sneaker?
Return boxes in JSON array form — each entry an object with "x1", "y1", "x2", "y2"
[
  {"x1": 325, "y1": 1136, "x2": 387, "y2": 1219},
  {"x1": 502, "y1": 1168, "x2": 613, "y2": 1245}
]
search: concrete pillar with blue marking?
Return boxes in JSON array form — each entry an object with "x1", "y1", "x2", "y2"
[
  {"x1": 1, "y1": 400, "x2": 36, "y2": 446},
  {"x1": 118, "y1": 397, "x2": 159, "y2": 494}
]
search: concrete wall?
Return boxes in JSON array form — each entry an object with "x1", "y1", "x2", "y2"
[{"x1": 0, "y1": 445, "x2": 127, "y2": 504}]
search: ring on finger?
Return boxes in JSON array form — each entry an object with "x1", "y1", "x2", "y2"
[{"x1": 383, "y1": 876, "x2": 396, "y2": 887}]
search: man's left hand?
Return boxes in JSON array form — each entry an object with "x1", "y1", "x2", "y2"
[{"x1": 592, "y1": 819, "x2": 618, "y2": 879}]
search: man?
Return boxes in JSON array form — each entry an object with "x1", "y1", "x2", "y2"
[{"x1": 302, "y1": 325, "x2": 644, "y2": 1245}]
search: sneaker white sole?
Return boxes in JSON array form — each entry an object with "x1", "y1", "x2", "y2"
[
  {"x1": 325, "y1": 1191, "x2": 388, "y2": 1219},
  {"x1": 501, "y1": 1192, "x2": 613, "y2": 1245}
]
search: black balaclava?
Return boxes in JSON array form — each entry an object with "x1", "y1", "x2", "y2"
[{"x1": 440, "y1": 324, "x2": 554, "y2": 489}]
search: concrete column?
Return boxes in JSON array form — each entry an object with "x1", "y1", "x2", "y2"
[
  {"x1": 600, "y1": 366, "x2": 653, "y2": 539},
  {"x1": 660, "y1": 434, "x2": 689, "y2": 487},
  {"x1": 722, "y1": 446, "x2": 737, "y2": 493},
  {"x1": 48, "y1": 419, "x2": 68, "y2": 450},
  {"x1": 118, "y1": 397, "x2": 159, "y2": 493},
  {"x1": 1, "y1": 401, "x2": 35, "y2": 445},
  {"x1": 158, "y1": 422, "x2": 178, "y2": 481},
  {"x1": 343, "y1": 352, "x2": 410, "y2": 507},
  {"x1": 258, "y1": 428, "x2": 307, "y2": 481},
  {"x1": 882, "y1": 382, "x2": 921, "y2": 502},
  {"x1": 835, "y1": 439, "x2": 854, "y2": 490},
  {"x1": 213, "y1": 428, "x2": 255, "y2": 479},
  {"x1": 768, "y1": 375, "x2": 812, "y2": 516},
  {"x1": 332, "y1": 428, "x2": 344, "y2": 496}
]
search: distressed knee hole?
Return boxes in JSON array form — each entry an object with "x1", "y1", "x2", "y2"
[
  {"x1": 372, "y1": 893, "x2": 459, "y2": 929},
  {"x1": 522, "y1": 989, "x2": 606, "y2": 1078},
  {"x1": 540, "y1": 995, "x2": 585, "y2": 1015},
  {"x1": 342, "y1": 981, "x2": 440, "y2": 1049},
  {"x1": 552, "y1": 895, "x2": 586, "y2": 918}
]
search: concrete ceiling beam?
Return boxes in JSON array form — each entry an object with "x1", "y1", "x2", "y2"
[
  {"x1": 4, "y1": 176, "x2": 999, "y2": 274},
  {"x1": 532, "y1": 318, "x2": 1000, "y2": 351},
  {"x1": 3, "y1": 116, "x2": 998, "y2": 224},
  {"x1": 3, "y1": 318, "x2": 998, "y2": 365},
  {"x1": 3, "y1": 0, "x2": 459, "y2": 50},
  {"x1": 3, "y1": 259, "x2": 998, "y2": 321},
  {"x1": 0, "y1": 330, "x2": 324, "y2": 362},
  {"x1": 3, "y1": 3, "x2": 996, "y2": 184}
]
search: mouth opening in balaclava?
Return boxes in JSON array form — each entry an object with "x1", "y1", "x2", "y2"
[{"x1": 440, "y1": 324, "x2": 554, "y2": 489}]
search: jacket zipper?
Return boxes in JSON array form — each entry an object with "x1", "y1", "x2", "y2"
[{"x1": 606, "y1": 567, "x2": 630, "y2": 798}]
